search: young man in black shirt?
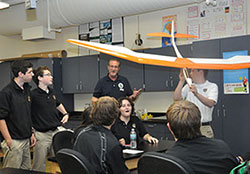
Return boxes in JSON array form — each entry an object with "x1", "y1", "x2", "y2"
[
  {"x1": 74, "y1": 96, "x2": 129, "y2": 174},
  {"x1": 166, "y1": 100, "x2": 238, "y2": 174},
  {"x1": 31, "y1": 66, "x2": 69, "y2": 172},
  {"x1": 0, "y1": 60, "x2": 36, "y2": 169}
]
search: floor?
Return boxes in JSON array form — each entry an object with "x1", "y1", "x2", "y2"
[{"x1": 0, "y1": 158, "x2": 60, "y2": 174}]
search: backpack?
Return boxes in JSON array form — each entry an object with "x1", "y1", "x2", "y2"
[{"x1": 230, "y1": 160, "x2": 250, "y2": 174}]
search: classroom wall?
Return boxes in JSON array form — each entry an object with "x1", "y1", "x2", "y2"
[
  {"x1": 0, "y1": 1, "x2": 249, "y2": 112},
  {"x1": 124, "y1": 4, "x2": 192, "y2": 50},
  {"x1": 0, "y1": 27, "x2": 78, "y2": 59},
  {"x1": 74, "y1": 92, "x2": 174, "y2": 112}
]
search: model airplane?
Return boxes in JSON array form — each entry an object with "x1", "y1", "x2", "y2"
[{"x1": 67, "y1": 21, "x2": 250, "y2": 85}]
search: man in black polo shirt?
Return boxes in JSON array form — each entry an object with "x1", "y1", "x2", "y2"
[
  {"x1": 0, "y1": 60, "x2": 35, "y2": 169},
  {"x1": 92, "y1": 59, "x2": 142, "y2": 104},
  {"x1": 31, "y1": 66, "x2": 69, "y2": 172}
]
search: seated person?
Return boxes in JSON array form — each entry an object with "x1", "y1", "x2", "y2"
[
  {"x1": 74, "y1": 106, "x2": 92, "y2": 139},
  {"x1": 74, "y1": 96, "x2": 129, "y2": 174},
  {"x1": 166, "y1": 100, "x2": 239, "y2": 174},
  {"x1": 111, "y1": 97, "x2": 158, "y2": 146}
]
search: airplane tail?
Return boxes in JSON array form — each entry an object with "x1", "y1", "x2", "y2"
[
  {"x1": 147, "y1": 32, "x2": 197, "y2": 38},
  {"x1": 147, "y1": 21, "x2": 197, "y2": 59},
  {"x1": 147, "y1": 21, "x2": 194, "y2": 85},
  {"x1": 170, "y1": 21, "x2": 182, "y2": 59}
]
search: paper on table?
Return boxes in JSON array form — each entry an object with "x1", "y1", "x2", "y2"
[{"x1": 123, "y1": 149, "x2": 144, "y2": 154}]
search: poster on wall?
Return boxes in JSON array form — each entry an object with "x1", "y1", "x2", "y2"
[
  {"x1": 187, "y1": 6, "x2": 200, "y2": 41},
  {"x1": 100, "y1": 20, "x2": 112, "y2": 44},
  {"x1": 162, "y1": 15, "x2": 177, "y2": 47},
  {"x1": 78, "y1": 17, "x2": 124, "y2": 55},
  {"x1": 223, "y1": 50, "x2": 249, "y2": 94},
  {"x1": 186, "y1": 0, "x2": 246, "y2": 42},
  {"x1": 89, "y1": 22, "x2": 100, "y2": 42}
]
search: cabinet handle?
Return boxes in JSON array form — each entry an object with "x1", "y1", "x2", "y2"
[
  {"x1": 170, "y1": 80, "x2": 174, "y2": 87},
  {"x1": 223, "y1": 109, "x2": 226, "y2": 117},
  {"x1": 79, "y1": 81, "x2": 82, "y2": 91},
  {"x1": 165, "y1": 80, "x2": 169, "y2": 88},
  {"x1": 217, "y1": 109, "x2": 220, "y2": 117}
]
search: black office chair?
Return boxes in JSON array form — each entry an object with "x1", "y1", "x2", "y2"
[
  {"x1": 138, "y1": 152, "x2": 195, "y2": 174},
  {"x1": 49, "y1": 129, "x2": 74, "y2": 162},
  {"x1": 52, "y1": 129, "x2": 74, "y2": 154},
  {"x1": 56, "y1": 148, "x2": 96, "y2": 174}
]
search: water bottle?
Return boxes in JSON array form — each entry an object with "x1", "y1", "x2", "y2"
[{"x1": 130, "y1": 128, "x2": 137, "y2": 149}]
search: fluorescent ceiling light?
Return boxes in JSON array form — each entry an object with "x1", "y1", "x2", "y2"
[{"x1": 0, "y1": 2, "x2": 10, "y2": 9}]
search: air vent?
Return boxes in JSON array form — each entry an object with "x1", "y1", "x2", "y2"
[{"x1": 22, "y1": 26, "x2": 56, "y2": 40}]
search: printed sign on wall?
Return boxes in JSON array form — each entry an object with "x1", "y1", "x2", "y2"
[
  {"x1": 162, "y1": 15, "x2": 177, "y2": 47},
  {"x1": 223, "y1": 50, "x2": 249, "y2": 94}
]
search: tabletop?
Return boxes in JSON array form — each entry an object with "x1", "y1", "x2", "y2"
[{"x1": 123, "y1": 139, "x2": 175, "y2": 160}]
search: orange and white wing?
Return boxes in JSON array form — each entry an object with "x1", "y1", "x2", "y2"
[{"x1": 67, "y1": 39, "x2": 250, "y2": 70}]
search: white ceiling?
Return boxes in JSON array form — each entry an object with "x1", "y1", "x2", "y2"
[{"x1": 0, "y1": 0, "x2": 204, "y2": 36}]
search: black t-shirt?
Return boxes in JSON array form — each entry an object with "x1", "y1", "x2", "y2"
[
  {"x1": 74, "y1": 125, "x2": 129, "y2": 174},
  {"x1": 166, "y1": 136, "x2": 239, "y2": 174},
  {"x1": 93, "y1": 74, "x2": 133, "y2": 100},
  {"x1": 111, "y1": 116, "x2": 148, "y2": 144},
  {"x1": 31, "y1": 87, "x2": 62, "y2": 132},
  {"x1": 0, "y1": 80, "x2": 32, "y2": 140}
]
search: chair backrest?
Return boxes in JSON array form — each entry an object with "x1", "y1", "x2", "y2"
[
  {"x1": 56, "y1": 148, "x2": 96, "y2": 174},
  {"x1": 138, "y1": 152, "x2": 195, "y2": 174},
  {"x1": 52, "y1": 130, "x2": 74, "y2": 154}
]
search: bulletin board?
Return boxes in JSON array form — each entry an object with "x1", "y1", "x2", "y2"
[
  {"x1": 78, "y1": 17, "x2": 124, "y2": 55},
  {"x1": 187, "y1": 0, "x2": 246, "y2": 41}
]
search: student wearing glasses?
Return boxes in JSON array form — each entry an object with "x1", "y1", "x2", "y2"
[
  {"x1": 31, "y1": 66, "x2": 69, "y2": 172},
  {"x1": 92, "y1": 59, "x2": 142, "y2": 104}
]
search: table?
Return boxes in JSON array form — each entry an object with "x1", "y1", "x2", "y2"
[
  {"x1": 0, "y1": 168, "x2": 53, "y2": 174},
  {"x1": 124, "y1": 139, "x2": 175, "y2": 170}
]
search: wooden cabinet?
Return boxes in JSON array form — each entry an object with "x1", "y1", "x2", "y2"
[
  {"x1": 62, "y1": 55, "x2": 99, "y2": 93},
  {"x1": 0, "y1": 61, "x2": 11, "y2": 90},
  {"x1": 143, "y1": 44, "x2": 192, "y2": 91},
  {"x1": 143, "y1": 47, "x2": 173, "y2": 91},
  {"x1": 219, "y1": 35, "x2": 250, "y2": 155},
  {"x1": 61, "y1": 45, "x2": 193, "y2": 93}
]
